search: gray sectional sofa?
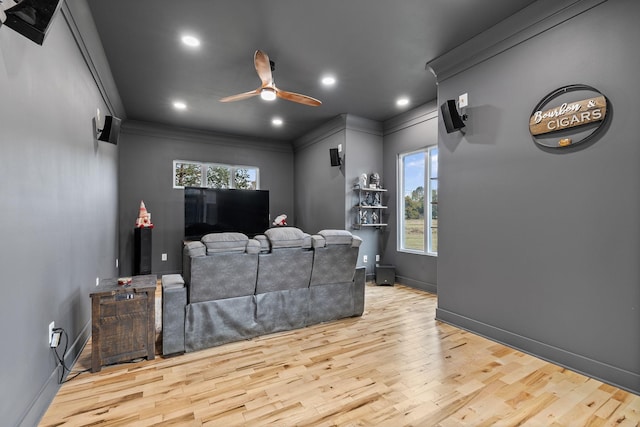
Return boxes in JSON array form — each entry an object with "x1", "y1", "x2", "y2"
[{"x1": 162, "y1": 227, "x2": 365, "y2": 355}]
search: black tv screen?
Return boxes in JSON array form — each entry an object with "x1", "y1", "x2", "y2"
[{"x1": 184, "y1": 187, "x2": 269, "y2": 240}]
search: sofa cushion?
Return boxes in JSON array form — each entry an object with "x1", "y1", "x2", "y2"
[
  {"x1": 265, "y1": 227, "x2": 311, "y2": 249},
  {"x1": 201, "y1": 232, "x2": 249, "y2": 254},
  {"x1": 254, "y1": 235, "x2": 271, "y2": 252},
  {"x1": 311, "y1": 235, "x2": 326, "y2": 248},
  {"x1": 184, "y1": 241, "x2": 206, "y2": 257},
  {"x1": 246, "y1": 239, "x2": 261, "y2": 254},
  {"x1": 162, "y1": 274, "x2": 185, "y2": 289}
]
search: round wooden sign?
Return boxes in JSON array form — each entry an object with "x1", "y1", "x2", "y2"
[{"x1": 529, "y1": 84, "x2": 609, "y2": 148}]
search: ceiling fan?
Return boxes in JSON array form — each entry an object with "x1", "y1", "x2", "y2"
[{"x1": 220, "y1": 50, "x2": 322, "y2": 107}]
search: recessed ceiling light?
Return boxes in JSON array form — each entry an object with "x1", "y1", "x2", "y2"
[
  {"x1": 321, "y1": 75, "x2": 336, "y2": 86},
  {"x1": 272, "y1": 117, "x2": 283, "y2": 126},
  {"x1": 181, "y1": 35, "x2": 200, "y2": 47},
  {"x1": 173, "y1": 101, "x2": 187, "y2": 110},
  {"x1": 396, "y1": 97, "x2": 410, "y2": 107}
]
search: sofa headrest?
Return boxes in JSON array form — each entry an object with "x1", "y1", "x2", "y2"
[
  {"x1": 264, "y1": 227, "x2": 311, "y2": 249},
  {"x1": 201, "y1": 232, "x2": 250, "y2": 254},
  {"x1": 312, "y1": 230, "x2": 361, "y2": 248}
]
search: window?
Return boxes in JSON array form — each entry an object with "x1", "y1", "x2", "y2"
[
  {"x1": 398, "y1": 146, "x2": 438, "y2": 255},
  {"x1": 173, "y1": 161, "x2": 259, "y2": 190}
]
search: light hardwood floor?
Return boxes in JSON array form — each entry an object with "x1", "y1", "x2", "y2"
[{"x1": 40, "y1": 284, "x2": 640, "y2": 426}]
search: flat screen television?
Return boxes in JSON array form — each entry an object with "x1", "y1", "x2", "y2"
[{"x1": 184, "y1": 187, "x2": 269, "y2": 241}]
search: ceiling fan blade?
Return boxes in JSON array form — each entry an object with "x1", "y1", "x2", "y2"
[
  {"x1": 219, "y1": 89, "x2": 261, "y2": 102},
  {"x1": 276, "y1": 89, "x2": 322, "y2": 106},
  {"x1": 254, "y1": 50, "x2": 273, "y2": 87}
]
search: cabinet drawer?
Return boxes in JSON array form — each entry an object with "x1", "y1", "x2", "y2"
[{"x1": 100, "y1": 293, "x2": 148, "y2": 318}]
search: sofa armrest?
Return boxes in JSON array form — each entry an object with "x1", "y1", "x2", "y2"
[{"x1": 162, "y1": 274, "x2": 186, "y2": 356}]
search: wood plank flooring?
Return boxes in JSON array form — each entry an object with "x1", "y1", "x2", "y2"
[{"x1": 40, "y1": 283, "x2": 640, "y2": 426}]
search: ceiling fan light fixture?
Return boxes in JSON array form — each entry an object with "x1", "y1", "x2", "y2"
[{"x1": 261, "y1": 88, "x2": 277, "y2": 101}]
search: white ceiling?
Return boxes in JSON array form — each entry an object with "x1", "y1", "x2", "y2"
[{"x1": 86, "y1": 0, "x2": 538, "y2": 141}]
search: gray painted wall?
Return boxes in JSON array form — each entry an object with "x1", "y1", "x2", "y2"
[
  {"x1": 293, "y1": 116, "x2": 347, "y2": 233},
  {"x1": 434, "y1": 0, "x2": 639, "y2": 393},
  {"x1": 344, "y1": 116, "x2": 384, "y2": 277},
  {"x1": 294, "y1": 114, "x2": 384, "y2": 276},
  {"x1": 117, "y1": 121, "x2": 294, "y2": 276},
  {"x1": 382, "y1": 103, "x2": 439, "y2": 292},
  {"x1": 0, "y1": 7, "x2": 118, "y2": 426}
]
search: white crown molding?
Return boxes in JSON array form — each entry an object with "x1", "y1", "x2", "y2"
[
  {"x1": 292, "y1": 115, "x2": 347, "y2": 152},
  {"x1": 122, "y1": 120, "x2": 293, "y2": 154},
  {"x1": 426, "y1": 0, "x2": 608, "y2": 83},
  {"x1": 60, "y1": 0, "x2": 126, "y2": 118},
  {"x1": 344, "y1": 115, "x2": 383, "y2": 136},
  {"x1": 293, "y1": 114, "x2": 384, "y2": 152},
  {"x1": 383, "y1": 101, "x2": 438, "y2": 136}
]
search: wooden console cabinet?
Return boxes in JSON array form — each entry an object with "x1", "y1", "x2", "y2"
[{"x1": 90, "y1": 274, "x2": 157, "y2": 373}]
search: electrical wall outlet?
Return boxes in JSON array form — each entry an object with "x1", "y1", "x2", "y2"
[
  {"x1": 161, "y1": 253, "x2": 167, "y2": 261},
  {"x1": 116, "y1": 258, "x2": 119, "y2": 269},
  {"x1": 363, "y1": 255, "x2": 368, "y2": 263},
  {"x1": 96, "y1": 277, "x2": 100, "y2": 286},
  {"x1": 376, "y1": 254, "x2": 380, "y2": 262},
  {"x1": 48, "y1": 321, "x2": 55, "y2": 345},
  {"x1": 50, "y1": 330, "x2": 61, "y2": 348}
]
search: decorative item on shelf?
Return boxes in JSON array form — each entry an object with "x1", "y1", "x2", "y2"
[
  {"x1": 359, "y1": 173, "x2": 368, "y2": 188},
  {"x1": 369, "y1": 172, "x2": 380, "y2": 189},
  {"x1": 272, "y1": 213, "x2": 288, "y2": 226},
  {"x1": 359, "y1": 210, "x2": 369, "y2": 225},
  {"x1": 371, "y1": 211, "x2": 379, "y2": 224},
  {"x1": 365, "y1": 192, "x2": 374, "y2": 206},
  {"x1": 135, "y1": 200, "x2": 154, "y2": 228},
  {"x1": 373, "y1": 192, "x2": 382, "y2": 206}
]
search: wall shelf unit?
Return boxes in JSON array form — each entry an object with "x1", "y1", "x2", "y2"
[{"x1": 353, "y1": 185, "x2": 387, "y2": 229}]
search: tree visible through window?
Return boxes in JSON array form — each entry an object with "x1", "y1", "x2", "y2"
[
  {"x1": 174, "y1": 162, "x2": 202, "y2": 187},
  {"x1": 173, "y1": 161, "x2": 259, "y2": 190},
  {"x1": 207, "y1": 166, "x2": 230, "y2": 188},
  {"x1": 398, "y1": 146, "x2": 438, "y2": 255}
]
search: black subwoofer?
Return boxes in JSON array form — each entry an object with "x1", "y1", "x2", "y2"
[
  {"x1": 376, "y1": 265, "x2": 395, "y2": 286},
  {"x1": 134, "y1": 227, "x2": 152, "y2": 275}
]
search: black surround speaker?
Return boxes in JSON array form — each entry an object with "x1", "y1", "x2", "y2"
[
  {"x1": 134, "y1": 227, "x2": 152, "y2": 275},
  {"x1": 376, "y1": 265, "x2": 395, "y2": 286},
  {"x1": 441, "y1": 99, "x2": 466, "y2": 133},
  {"x1": 98, "y1": 115, "x2": 122, "y2": 144},
  {"x1": 329, "y1": 147, "x2": 341, "y2": 166},
  {"x1": 4, "y1": 0, "x2": 61, "y2": 45}
]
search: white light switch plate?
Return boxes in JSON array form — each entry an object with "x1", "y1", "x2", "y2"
[{"x1": 458, "y1": 93, "x2": 468, "y2": 108}]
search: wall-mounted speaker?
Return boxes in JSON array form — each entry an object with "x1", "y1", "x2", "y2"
[
  {"x1": 440, "y1": 99, "x2": 466, "y2": 133},
  {"x1": 3, "y1": 0, "x2": 62, "y2": 45},
  {"x1": 329, "y1": 147, "x2": 341, "y2": 166},
  {"x1": 98, "y1": 115, "x2": 122, "y2": 144}
]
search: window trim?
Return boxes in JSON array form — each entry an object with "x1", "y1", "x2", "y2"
[
  {"x1": 173, "y1": 160, "x2": 260, "y2": 190},
  {"x1": 397, "y1": 146, "x2": 438, "y2": 256}
]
